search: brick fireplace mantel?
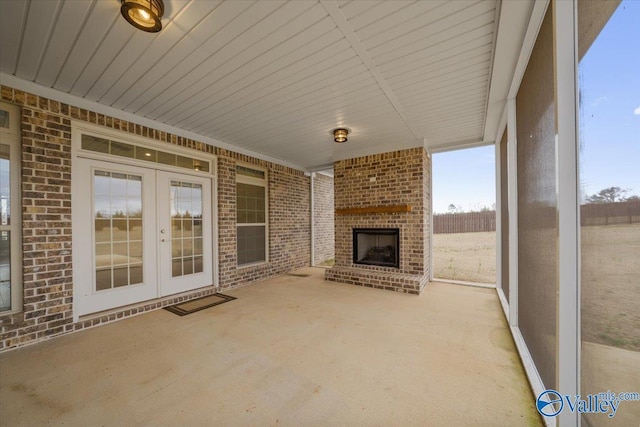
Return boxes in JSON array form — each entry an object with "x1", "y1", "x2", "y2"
[{"x1": 325, "y1": 148, "x2": 431, "y2": 294}]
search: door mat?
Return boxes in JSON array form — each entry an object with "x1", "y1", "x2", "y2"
[{"x1": 164, "y1": 293, "x2": 236, "y2": 316}]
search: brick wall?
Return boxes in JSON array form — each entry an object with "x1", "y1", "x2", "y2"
[
  {"x1": 216, "y1": 150, "x2": 311, "y2": 288},
  {"x1": 326, "y1": 148, "x2": 430, "y2": 294},
  {"x1": 312, "y1": 173, "x2": 334, "y2": 265},
  {"x1": 0, "y1": 85, "x2": 310, "y2": 350}
]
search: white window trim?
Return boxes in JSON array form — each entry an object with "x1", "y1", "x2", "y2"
[
  {"x1": 236, "y1": 163, "x2": 269, "y2": 267},
  {"x1": 72, "y1": 121, "x2": 215, "y2": 179},
  {"x1": 0, "y1": 101, "x2": 23, "y2": 315}
]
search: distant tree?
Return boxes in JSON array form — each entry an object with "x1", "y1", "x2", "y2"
[
  {"x1": 585, "y1": 186, "x2": 629, "y2": 204},
  {"x1": 447, "y1": 204, "x2": 460, "y2": 213},
  {"x1": 480, "y1": 203, "x2": 496, "y2": 212}
]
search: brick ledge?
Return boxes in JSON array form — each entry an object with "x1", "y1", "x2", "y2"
[{"x1": 325, "y1": 266, "x2": 428, "y2": 295}]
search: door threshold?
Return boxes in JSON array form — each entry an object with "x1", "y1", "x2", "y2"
[{"x1": 78, "y1": 284, "x2": 218, "y2": 323}]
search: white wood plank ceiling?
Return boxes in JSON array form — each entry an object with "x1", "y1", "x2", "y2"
[{"x1": 0, "y1": 0, "x2": 533, "y2": 170}]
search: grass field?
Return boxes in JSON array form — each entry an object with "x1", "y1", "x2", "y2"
[
  {"x1": 433, "y1": 231, "x2": 496, "y2": 284},
  {"x1": 433, "y1": 225, "x2": 639, "y2": 352},
  {"x1": 581, "y1": 224, "x2": 640, "y2": 351}
]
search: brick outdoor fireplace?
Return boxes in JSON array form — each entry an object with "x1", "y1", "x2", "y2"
[{"x1": 325, "y1": 148, "x2": 430, "y2": 294}]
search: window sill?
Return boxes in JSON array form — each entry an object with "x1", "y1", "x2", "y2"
[{"x1": 236, "y1": 260, "x2": 268, "y2": 270}]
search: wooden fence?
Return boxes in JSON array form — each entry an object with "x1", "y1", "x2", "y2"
[
  {"x1": 580, "y1": 200, "x2": 640, "y2": 226},
  {"x1": 433, "y1": 201, "x2": 640, "y2": 234},
  {"x1": 434, "y1": 211, "x2": 496, "y2": 234}
]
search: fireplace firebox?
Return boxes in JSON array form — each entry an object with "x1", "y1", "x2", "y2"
[{"x1": 353, "y1": 228, "x2": 400, "y2": 268}]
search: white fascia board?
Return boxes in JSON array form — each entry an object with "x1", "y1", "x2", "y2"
[
  {"x1": 483, "y1": 0, "x2": 536, "y2": 143},
  {"x1": 428, "y1": 139, "x2": 492, "y2": 154}
]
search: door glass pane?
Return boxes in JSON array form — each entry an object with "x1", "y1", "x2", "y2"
[
  {"x1": 157, "y1": 151, "x2": 176, "y2": 167},
  {"x1": 0, "y1": 144, "x2": 11, "y2": 312},
  {"x1": 129, "y1": 219, "x2": 142, "y2": 240},
  {"x1": 93, "y1": 171, "x2": 144, "y2": 291},
  {"x1": 177, "y1": 155, "x2": 193, "y2": 169},
  {"x1": 96, "y1": 269, "x2": 112, "y2": 291},
  {"x1": 135, "y1": 146, "x2": 156, "y2": 162},
  {"x1": 0, "y1": 109, "x2": 9, "y2": 129},
  {"x1": 110, "y1": 141, "x2": 134, "y2": 158},
  {"x1": 183, "y1": 258, "x2": 194, "y2": 275},
  {"x1": 579, "y1": 2, "x2": 640, "y2": 425},
  {"x1": 113, "y1": 266, "x2": 129, "y2": 288},
  {"x1": 194, "y1": 238, "x2": 203, "y2": 256},
  {"x1": 194, "y1": 256, "x2": 203, "y2": 274},
  {"x1": 0, "y1": 231, "x2": 11, "y2": 312},
  {"x1": 170, "y1": 180, "x2": 203, "y2": 277},
  {"x1": 81, "y1": 135, "x2": 109, "y2": 153},
  {"x1": 193, "y1": 219, "x2": 202, "y2": 238},
  {"x1": 129, "y1": 265, "x2": 143, "y2": 284},
  {"x1": 1, "y1": 144, "x2": 11, "y2": 226},
  {"x1": 172, "y1": 259, "x2": 182, "y2": 277}
]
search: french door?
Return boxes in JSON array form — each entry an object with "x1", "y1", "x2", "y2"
[
  {"x1": 157, "y1": 171, "x2": 212, "y2": 296},
  {"x1": 74, "y1": 159, "x2": 213, "y2": 316}
]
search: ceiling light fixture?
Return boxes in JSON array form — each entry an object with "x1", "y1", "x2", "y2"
[
  {"x1": 333, "y1": 128, "x2": 349, "y2": 143},
  {"x1": 121, "y1": 0, "x2": 164, "y2": 33}
]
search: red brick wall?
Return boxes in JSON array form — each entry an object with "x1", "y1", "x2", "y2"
[
  {"x1": 216, "y1": 151, "x2": 311, "y2": 288},
  {"x1": 326, "y1": 148, "x2": 430, "y2": 294},
  {"x1": 312, "y1": 173, "x2": 334, "y2": 265},
  {"x1": 333, "y1": 148, "x2": 427, "y2": 275},
  {"x1": 0, "y1": 86, "x2": 310, "y2": 350}
]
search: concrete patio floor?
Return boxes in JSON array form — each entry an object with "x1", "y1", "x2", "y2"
[{"x1": 0, "y1": 267, "x2": 541, "y2": 426}]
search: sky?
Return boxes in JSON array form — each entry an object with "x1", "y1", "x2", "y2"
[
  {"x1": 578, "y1": 0, "x2": 640, "y2": 201},
  {"x1": 432, "y1": 145, "x2": 495, "y2": 214},
  {"x1": 432, "y1": 0, "x2": 639, "y2": 213}
]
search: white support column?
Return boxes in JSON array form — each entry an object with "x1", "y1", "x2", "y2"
[
  {"x1": 429, "y1": 149, "x2": 433, "y2": 281},
  {"x1": 310, "y1": 172, "x2": 316, "y2": 266},
  {"x1": 506, "y1": 98, "x2": 519, "y2": 327},
  {"x1": 554, "y1": 1, "x2": 580, "y2": 425},
  {"x1": 495, "y1": 123, "x2": 509, "y2": 317},
  {"x1": 495, "y1": 130, "x2": 503, "y2": 293}
]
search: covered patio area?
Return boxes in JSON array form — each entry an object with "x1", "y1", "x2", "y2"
[{"x1": 0, "y1": 268, "x2": 539, "y2": 425}]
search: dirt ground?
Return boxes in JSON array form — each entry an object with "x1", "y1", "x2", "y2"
[
  {"x1": 433, "y1": 231, "x2": 496, "y2": 284},
  {"x1": 581, "y1": 224, "x2": 640, "y2": 352},
  {"x1": 433, "y1": 225, "x2": 639, "y2": 352}
]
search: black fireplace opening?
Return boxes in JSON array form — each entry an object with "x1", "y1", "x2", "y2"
[{"x1": 353, "y1": 228, "x2": 400, "y2": 268}]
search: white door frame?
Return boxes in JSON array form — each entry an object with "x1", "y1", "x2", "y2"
[{"x1": 71, "y1": 122, "x2": 218, "y2": 321}]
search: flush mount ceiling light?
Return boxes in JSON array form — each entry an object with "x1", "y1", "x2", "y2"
[
  {"x1": 121, "y1": 0, "x2": 164, "y2": 33},
  {"x1": 333, "y1": 128, "x2": 349, "y2": 143}
]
